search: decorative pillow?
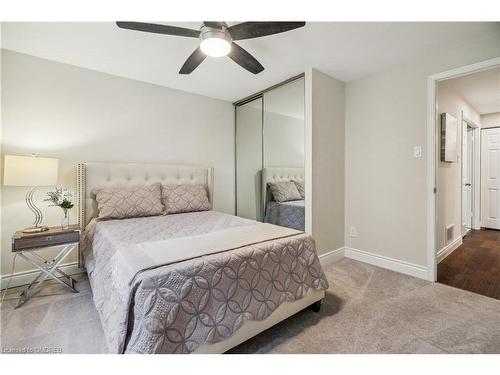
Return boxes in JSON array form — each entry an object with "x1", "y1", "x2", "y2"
[
  {"x1": 162, "y1": 184, "x2": 210, "y2": 214},
  {"x1": 93, "y1": 183, "x2": 163, "y2": 220},
  {"x1": 269, "y1": 181, "x2": 302, "y2": 203},
  {"x1": 293, "y1": 180, "x2": 305, "y2": 199}
]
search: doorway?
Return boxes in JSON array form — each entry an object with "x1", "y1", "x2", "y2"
[
  {"x1": 427, "y1": 58, "x2": 500, "y2": 282},
  {"x1": 429, "y1": 61, "x2": 500, "y2": 299}
]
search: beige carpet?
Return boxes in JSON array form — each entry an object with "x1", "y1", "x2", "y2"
[{"x1": 1, "y1": 258, "x2": 499, "y2": 354}]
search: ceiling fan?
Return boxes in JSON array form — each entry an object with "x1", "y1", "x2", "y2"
[{"x1": 116, "y1": 21, "x2": 306, "y2": 75}]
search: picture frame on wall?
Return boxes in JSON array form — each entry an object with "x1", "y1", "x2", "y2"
[{"x1": 441, "y1": 113, "x2": 458, "y2": 162}]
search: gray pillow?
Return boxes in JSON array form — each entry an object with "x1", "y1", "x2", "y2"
[
  {"x1": 162, "y1": 184, "x2": 210, "y2": 214},
  {"x1": 94, "y1": 183, "x2": 164, "y2": 220},
  {"x1": 269, "y1": 181, "x2": 302, "y2": 202},
  {"x1": 293, "y1": 180, "x2": 305, "y2": 199}
]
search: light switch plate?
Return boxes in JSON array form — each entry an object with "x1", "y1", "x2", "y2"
[{"x1": 413, "y1": 146, "x2": 422, "y2": 158}]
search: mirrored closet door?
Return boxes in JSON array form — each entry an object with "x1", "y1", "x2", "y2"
[
  {"x1": 235, "y1": 75, "x2": 305, "y2": 230},
  {"x1": 235, "y1": 96, "x2": 263, "y2": 222}
]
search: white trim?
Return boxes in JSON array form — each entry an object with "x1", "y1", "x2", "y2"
[
  {"x1": 345, "y1": 247, "x2": 428, "y2": 280},
  {"x1": 426, "y1": 73, "x2": 438, "y2": 282},
  {"x1": 304, "y1": 67, "x2": 313, "y2": 235},
  {"x1": 437, "y1": 236, "x2": 463, "y2": 263},
  {"x1": 318, "y1": 247, "x2": 345, "y2": 265},
  {"x1": 1, "y1": 262, "x2": 84, "y2": 290},
  {"x1": 426, "y1": 56, "x2": 500, "y2": 282},
  {"x1": 428, "y1": 57, "x2": 500, "y2": 82}
]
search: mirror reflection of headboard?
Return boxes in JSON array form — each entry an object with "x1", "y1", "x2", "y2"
[{"x1": 262, "y1": 167, "x2": 304, "y2": 212}]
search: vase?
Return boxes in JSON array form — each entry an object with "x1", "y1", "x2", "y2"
[{"x1": 61, "y1": 210, "x2": 69, "y2": 229}]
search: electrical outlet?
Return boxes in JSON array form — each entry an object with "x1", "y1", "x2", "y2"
[{"x1": 349, "y1": 226, "x2": 357, "y2": 237}]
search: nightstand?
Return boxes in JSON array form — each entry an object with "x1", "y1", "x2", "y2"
[{"x1": 12, "y1": 224, "x2": 81, "y2": 308}]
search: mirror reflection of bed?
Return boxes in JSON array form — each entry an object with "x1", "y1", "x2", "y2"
[
  {"x1": 263, "y1": 167, "x2": 305, "y2": 231},
  {"x1": 235, "y1": 75, "x2": 305, "y2": 231}
]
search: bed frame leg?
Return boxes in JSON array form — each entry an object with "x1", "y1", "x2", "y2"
[{"x1": 310, "y1": 299, "x2": 323, "y2": 313}]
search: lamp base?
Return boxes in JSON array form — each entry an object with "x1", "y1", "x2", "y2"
[
  {"x1": 24, "y1": 187, "x2": 49, "y2": 233},
  {"x1": 23, "y1": 226, "x2": 50, "y2": 233}
]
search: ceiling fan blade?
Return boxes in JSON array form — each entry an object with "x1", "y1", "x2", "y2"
[
  {"x1": 228, "y1": 43, "x2": 264, "y2": 74},
  {"x1": 116, "y1": 22, "x2": 200, "y2": 38},
  {"x1": 203, "y1": 22, "x2": 225, "y2": 29},
  {"x1": 179, "y1": 48, "x2": 207, "y2": 74},
  {"x1": 227, "y1": 22, "x2": 305, "y2": 41}
]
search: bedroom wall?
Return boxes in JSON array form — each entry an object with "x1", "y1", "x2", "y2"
[
  {"x1": 436, "y1": 80, "x2": 481, "y2": 251},
  {"x1": 481, "y1": 112, "x2": 500, "y2": 128},
  {"x1": 0, "y1": 49, "x2": 235, "y2": 282},
  {"x1": 309, "y1": 68, "x2": 345, "y2": 255},
  {"x1": 345, "y1": 30, "x2": 500, "y2": 272}
]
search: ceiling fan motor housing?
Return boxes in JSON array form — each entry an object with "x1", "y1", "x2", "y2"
[{"x1": 199, "y1": 25, "x2": 232, "y2": 57}]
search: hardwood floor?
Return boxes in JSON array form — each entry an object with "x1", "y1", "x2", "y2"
[{"x1": 438, "y1": 229, "x2": 500, "y2": 300}]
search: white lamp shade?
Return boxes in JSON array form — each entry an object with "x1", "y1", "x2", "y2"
[{"x1": 3, "y1": 155, "x2": 59, "y2": 187}]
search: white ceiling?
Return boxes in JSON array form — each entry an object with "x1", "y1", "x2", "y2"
[
  {"x1": 2, "y1": 22, "x2": 499, "y2": 102},
  {"x1": 444, "y1": 67, "x2": 500, "y2": 114}
]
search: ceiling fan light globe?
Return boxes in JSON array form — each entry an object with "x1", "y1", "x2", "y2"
[{"x1": 200, "y1": 37, "x2": 231, "y2": 57}]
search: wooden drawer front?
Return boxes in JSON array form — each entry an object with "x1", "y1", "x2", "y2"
[{"x1": 13, "y1": 232, "x2": 80, "y2": 251}]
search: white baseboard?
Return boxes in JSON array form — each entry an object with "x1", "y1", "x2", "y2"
[
  {"x1": 1, "y1": 262, "x2": 84, "y2": 290},
  {"x1": 437, "y1": 236, "x2": 463, "y2": 263},
  {"x1": 344, "y1": 247, "x2": 428, "y2": 280},
  {"x1": 318, "y1": 247, "x2": 345, "y2": 265}
]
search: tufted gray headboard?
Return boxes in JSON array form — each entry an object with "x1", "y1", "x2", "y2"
[
  {"x1": 262, "y1": 167, "x2": 304, "y2": 211},
  {"x1": 77, "y1": 162, "x2": 214, "y2": 229}
]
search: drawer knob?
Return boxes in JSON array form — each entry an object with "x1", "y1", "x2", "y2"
[{"x1": 44, "y1": 236, "x2": 52, "y2": 241}]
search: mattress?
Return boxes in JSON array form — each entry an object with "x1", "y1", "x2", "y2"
[
  {"x1": 82, "y1": 210, "x2": 328, "y2": 353},
  {"x1": 264, "y1": 200, "x2": 305, "y2": 231}
]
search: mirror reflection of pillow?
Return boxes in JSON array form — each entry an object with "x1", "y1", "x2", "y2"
[
  {"x1": 292, "y1": 180, "x2": 305, "y2": 199},
  {"x1": 269, "y1": 181, "x2": 302, "y2": 202}
]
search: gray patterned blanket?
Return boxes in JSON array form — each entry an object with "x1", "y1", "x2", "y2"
[
  {"x1": 82, "y1": 211, "x2": 328, "y2": 353},
  {"x1": 265, "y1": 200, "x2": 305, "y2": 231}
]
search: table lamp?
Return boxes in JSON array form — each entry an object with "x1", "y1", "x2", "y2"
[{"x1": 3, "y1": 154, "x2": 59, "y2": 233}]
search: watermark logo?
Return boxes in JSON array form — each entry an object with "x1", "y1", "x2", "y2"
[{"x1": 1, "y1": 346, "x2": 63, "y2": 354}]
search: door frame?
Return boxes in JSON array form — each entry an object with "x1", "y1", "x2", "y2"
[
  {"x1": 426, "y1": 57, "x2": 500, "y2": 282},
  {"x1": 461, "y1": 115, "x2": 481, "y2": 232}
]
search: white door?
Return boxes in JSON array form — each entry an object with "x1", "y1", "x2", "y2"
[{"x1": 481, "y1": 128, "x2": 500, "y2": 230}]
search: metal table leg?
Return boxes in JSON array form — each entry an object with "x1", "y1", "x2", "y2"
[{"x1": 15, "y1": 243, "x2": 79, "y2": 308}]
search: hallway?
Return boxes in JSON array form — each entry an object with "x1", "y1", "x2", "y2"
[{"x1": 438, "y1": 229, "x2": 500, "y2": 300}]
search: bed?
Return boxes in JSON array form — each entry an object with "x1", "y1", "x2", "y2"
[
  {"x1": 77, "y1": 162, "x2": 327, "y2": 354},
  {"x1": 263, "y1": 167, "x2": 305, "y2": 231}
]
